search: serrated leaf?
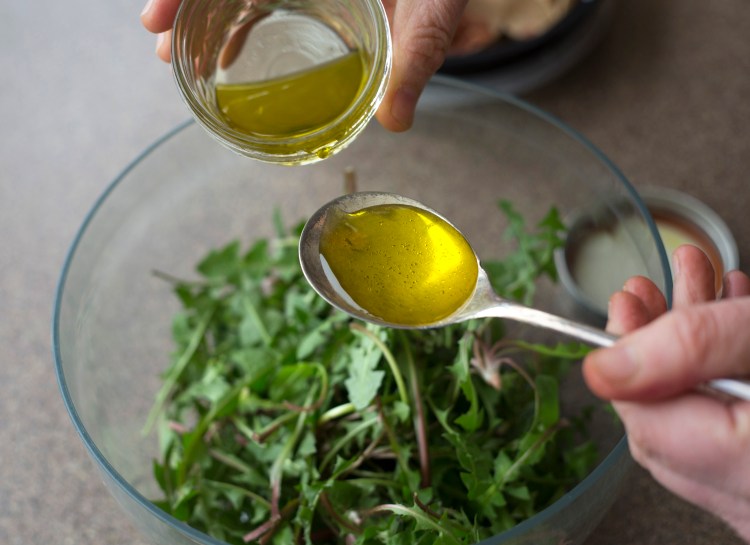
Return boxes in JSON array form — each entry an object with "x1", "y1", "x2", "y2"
[
  {"x1": 296, "y1": 313, "x2": 347, "y2": 360},
  {"x1": 391, "y1": 400, "x2": 411, "y2": 423},
  {"x1": 197, "y1": 240, "x2": 241, "y2": 279},
  {"x1": 344, "y1": 337, "x2": 385, "y2": 411},
  {"x1": 148, "y1": 203, "x2": 607, "y2": 544}
]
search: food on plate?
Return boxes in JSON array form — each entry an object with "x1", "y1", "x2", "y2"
[{"x1": 450, "y1": 0, "x2": 577, "y2": 55}]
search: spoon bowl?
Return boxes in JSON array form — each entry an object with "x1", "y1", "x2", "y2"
[
  {"x1": 300, "y1": 191, "x2": 750, "y2": 401},
  {"x1": 300, "y1": 191, "x2": 617, "y2": 343}
]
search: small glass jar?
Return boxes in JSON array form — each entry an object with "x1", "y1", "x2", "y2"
[{"x1": 172, "y1": 0, "x2": 391, "y2": 165}]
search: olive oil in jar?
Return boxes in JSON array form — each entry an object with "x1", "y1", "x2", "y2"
[
  {"x1": 215, "y1": 50, "x2": 366, "y2": 140},
  {"x1": 211, "y1": 11, "x2": 373, "y2": 160},
  {"x1": 172, "y1": 0, "x2": 391, "y2": 163},
  {"x1": 319, "y1": 203, "x2": 479, "y2": 326}
]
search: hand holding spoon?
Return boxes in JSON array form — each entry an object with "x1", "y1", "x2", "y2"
[{"x1": 299, "y1": 191, "x2": 750, "y2": 401}]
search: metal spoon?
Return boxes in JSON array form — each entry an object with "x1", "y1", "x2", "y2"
[{"x1": 299, "y1": 191, "x2": 750, "y2": 401}]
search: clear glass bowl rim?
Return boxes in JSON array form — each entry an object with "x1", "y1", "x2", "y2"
[{"x1": 52, "y1": 75, "x2": 673, "y2": 545}]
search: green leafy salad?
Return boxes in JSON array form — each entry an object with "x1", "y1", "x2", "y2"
[{"x1": 148, "y1": 201, "x2": 602, "y2": 545}]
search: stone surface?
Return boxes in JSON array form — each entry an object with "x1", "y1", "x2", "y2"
[{"x1": 0, "y1": 1, "x2": 746, "y2": 544}]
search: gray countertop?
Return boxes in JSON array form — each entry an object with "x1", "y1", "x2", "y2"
[{"x1": 1, "y1": 1, "x2": 747, "y2": 544}]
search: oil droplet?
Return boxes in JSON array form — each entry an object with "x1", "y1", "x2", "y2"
[{"x1": 319, "y1": 203, "x2": 479, "y2": 326}]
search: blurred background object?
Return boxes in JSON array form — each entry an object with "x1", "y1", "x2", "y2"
[
  {"x1": 442, "y1": 0, "x2": 616, "y2": 93},
  {"x1": 450, "y1": 0, "x2": 580, "y2": 56}
]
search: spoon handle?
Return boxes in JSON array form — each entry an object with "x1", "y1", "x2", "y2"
[
  {"x1": 482, "y1": 303, "x2": 750, "y2": 402},
  {"x1": 479, "y1": 302, "x2": 617, "y2": 346}
]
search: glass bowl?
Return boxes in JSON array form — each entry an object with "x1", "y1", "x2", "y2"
[{"x1": 54, "y1": 77, "x2": 671, "y2": 545}]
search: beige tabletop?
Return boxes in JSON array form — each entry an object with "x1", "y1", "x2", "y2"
[{"x1": 1, "y1": 1, "x2": 747, "y2": 544}]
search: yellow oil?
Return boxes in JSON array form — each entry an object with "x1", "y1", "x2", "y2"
[
  {"x1": 319, "y1": 204, "x2": 479, "y2": 326},
  {"x1": 215, "y1": 51, "x2": 366, "y2": 149}
]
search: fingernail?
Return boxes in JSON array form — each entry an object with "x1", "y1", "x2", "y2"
[
  {"x1": 156, "y1": 32, "x2": 167, "y2": 53},
  {"x1": 141, "y1": 0, "x2": 155, "y2": 17},
  {"x1": 390, "y1": 86, "x2": 419, "y2": 129},
  {"x1": 593, "y1": 345, "x2": 638, "y2": 383}
]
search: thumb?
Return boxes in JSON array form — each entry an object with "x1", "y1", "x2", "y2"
[
  {"x1": 583, "y1": 298, "x2": 750, "y2": 401},
  {"x1": 376, "y1": 0, "x2": 468, "y2": 132}
]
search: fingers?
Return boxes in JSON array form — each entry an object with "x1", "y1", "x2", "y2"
[
  {"x1": 617, "y1": 395, "x2": 750, "y2": 476},
  {"x1": 155, "y1": 30, "x2": 172, "y2": 62},
  {"x1": 724, "y1": 270, "x2": 750, "y2": 298},
  {"x1": 375, "y1": 0, "x2": 469, "y2": 132},
  {"x1": 672, "y1": 245, "x2": 716, "y2": 307},
  {"x1": 605, "y1": 290, "x2": 653, "y2": 336},
  {"x1": 586, "y1": 278, "x2": 662, "y2": 395},
  {"x1": 614, "y1": 396, "x2": 750, "y2": 535},
  {"x1": 141, "y1": 0, "x2": 181, "y2": 34},
  {"x1": 584, "y1": 244, "x2": 750, "y2": 541},
  {"x1": 141, "y1": 0, "x2": 472, "y2": 118},
  {"x1": 141, "y1": 0, "x2": 180, "y2": 62},
  {"x1": 603, "y1": 275, "x2": 667, "y2": 336},
  {"x1": 622, "y1": 275, "x2": 669, "y2": 318},
  {"x1": 617, "y1": 395, "x2": 750, "y2": 491},
  {"x1": 585, "y1": 275, "x2": 666, "y2": 393},
  {"x1": 669, "y1": 243, "x2": 750, "y2": 300},
  {"x1": 583, "y1": 298, "x2": 750, "y2": 400}
]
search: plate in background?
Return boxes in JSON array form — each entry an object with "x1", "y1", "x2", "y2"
[{"x1": 440, "y1": 0, "x2": 616, "y2": 94}]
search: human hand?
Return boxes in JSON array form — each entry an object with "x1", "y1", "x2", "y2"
[
  {"x1": 140, "y1": 0, "x2": 469, "y2": 132},
  {"x1": 375, "y1": 0, "x2": 468, "y2": 131},
  {"x1": 140, "y1": 0, "x2": 180, "y2": 62},
  {"x1": 582, "y1": 245, "x2": 750, "y2": 542}
]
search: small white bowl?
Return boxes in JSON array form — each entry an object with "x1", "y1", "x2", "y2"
[{"x1": 555, "y1": 187, "x2": 738, "y2": 322}]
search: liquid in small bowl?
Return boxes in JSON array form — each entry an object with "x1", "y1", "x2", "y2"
[{"x1": 172, "y1": 0, "x2": 391, "y2": 164}]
